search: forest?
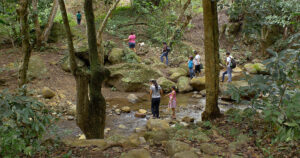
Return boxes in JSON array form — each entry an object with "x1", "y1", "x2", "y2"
[{"x1": 0, "y1": 0, "x2": 299, "y2": 157}]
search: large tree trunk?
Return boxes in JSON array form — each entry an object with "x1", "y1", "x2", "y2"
[
  {"x1": 202, "y1": 0, "x2": 221, "y2": 120},
  {"x1": 32, "y1": 0, "x2": 42, "y2": 49},
  {"x1": 84, "y1": 0, "x2": 108, "y2": 139},
  {"x1": 40, "y1": 0, "x2": 59, "y2": 43},
  {"x1": 18, "y1": 0, "x2": 32, "y2": 87},
  {"x1": 96, "y1": 0, "x2": 120, "y2": 64}
]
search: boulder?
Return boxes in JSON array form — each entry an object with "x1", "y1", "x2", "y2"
[
  {"x1": 151, "y1": 63, "x2": 167, "y2": 69},
  {"x1": 177, "y1": 76, "x2": 193, "y2": 93},
  {"x1": 174, "y1": 129, "x2": 210, "y2": 143},
  {"x1": 106, "y1": 63, "x2": 162, "y2": 92},
  {"x1": 157, "y1": 77, "x2": 176, "y2": 92},
  {"x1": 120, "y1": 149, "x2": 151, "y2": 158},
  {"x1": 143, "y1": 59, "x2": 152, "y2": 65},
  {"x1": 225, "y1": 22, "x2": 240, "y2": 36},
  {"x1": 121, "y1": 106, "x2": 131, "y2": 113},
  {"x1": 27, "y1": 55, "x2": 48, "y2": 80},
  {"x1": 42, "y1": 87, "x2": 55, "y2": 99},
  {"x1": 244, "y1": 63, "x2": 267, "y2": 74},
  {"x1": 60, "y1": 55, "x2": 85, "y2": 72},
  {"x1": 179, "y1": 62, "x2": 190, "y2": 73},
  {"x1": 135, "y1": 112, "x2": 146, "y2": 118},
  {"x1": 108, "y1": 48, "x2": 124, "y2": 64},
  {"x1": 166, "y1": 140, "x2": 191, "y2": 156},
  {"x1": 144, "y1": 130, "x2": 169, "y2": 144},
  {"x1": 146, "y1": 119, "x2": 170, "y2": 131},
  {"x1": 199, "y1": 143, "x2": 222, "y2": 155},
  {"x1": 173, "y1": 151, "x2": 198, "y2": 158},
  {"x1": 169, "y1": 56, "x2": 186, "y2": 66},
  {"x1": 127, "y1": 94, "x2": 139, "y2": 103},
  {"x1": 48, "y1": 22, "x2": 66, "y2": 42},
  {"x1": 189, "y1": 77, "x2": 205, "y2": 91},
  {"x1": 169, "y1": 68, "x2": 188, "y2": 81},
  {"x1": 138, "y1": 109, "x2": 147, "y2": 114}
]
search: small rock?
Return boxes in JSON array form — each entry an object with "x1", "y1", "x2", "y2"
[
  {"x1": 182, "y1": 116, "x2": 195, "y2": 123},
  {"x1": 127, "y1": 94, "x2": 139, "y2": 103},
  {"x1": 104, "y1": 128, "x2": 111, "y2": 134},
  {"x1": 173, "y1": 151, "x2": 198, "y2": 158},
  {"x1": 115, "y1": 109, "x2": 121, "y2": 115},
  {"x1": 193, "y1": 91, "x2": 198, "y2": 94},
  {"x1": 119, "y1": 124, "x2": 126, "y2": 129},
  {"x1": 199, "y1": 143, "x2": 222, "y2": 155},
  {"x1": 121, "y1": 106, "x2": 131, "y2": 113},
  {"x1": 135, "y1": 127, "x2": 146, "y2": 133},
  {"x1": 79, "y1": 134, "x2": 86, "y2": 140},
  {"x1": 138, "y1": 109, "x2": 147, "y2": 114},
  {"x1": 135, "y1": 112, "x2": 146, "y2": 118},
  {"x1": 180, "y1": 122, "x2": 189, "y2": 127},
  {"x1": 66, "y1": 115, "x2": 74, "y2": 120},
  {"x1": 42, "y1": 87, "x2": 55, "y2": 99},
  {"x1": 146, "y1": 119, "x2": 170, "y2": 131},
  {"x1": 166, "y1": 140, "x2": 191, "y2": 156},
  {"x1": 139, "y1": 137, "x2": 146, "y2": 144}
]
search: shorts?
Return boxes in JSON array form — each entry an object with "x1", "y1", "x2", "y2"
[
  {"x1": 195, "y1": 65, "x2": 201, "y2": 73},
  {"x1": 129, "y1": 42, "x2": 135, "y2": 48}
]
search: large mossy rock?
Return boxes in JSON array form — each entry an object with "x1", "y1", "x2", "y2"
[
  {"x1": 166, "y1": 140, "x2": 191, "y2": 156},
  {"x1": 199, "y1": 143, "x2": 222, "y2": 155},
  {"x1": 157, "y1": 77, "x2": 176, "y2": 92},
  {"x1": 169, "y1": 56, "x2": 186, "y2": 66},
  {"x1": 169, "y1": 68, "x2": 188, "y2": 81},
  {"x1": 177, "y1": 76, "x2": 192, "y2": 93},
  {"x1": 189, "y1": 77, "x2": 205, "y2": 91},
  {"x1": 106, "y1": 63, "x2": 162, "y2": 92},
  {"x1": 60, "y1": 55, "x2": 85, "y2": 72},
  {"x1": 48, "y1": 22, "x2": 66, "y2": 42},
  {"x1": 120, "y1": 149, "x2": 151, "y2": 158},
  {"x1": 225, "y1": 22, "x2": 240, "y2": 36},
  {"x1": 27, "y1": 55, "x2": 48, "y2": 80},
  {"x1": 108, "y1": 48, "x2": 124, "y2": 64},
  {"x1": 146, "y1": 119, "x2": 170, "y2": 131},
  {"x1": 244, "y1": 63, "x2": 267, "y2": 74}
]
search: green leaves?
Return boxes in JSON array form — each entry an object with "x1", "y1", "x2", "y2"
[{"x1": 0, "y1": 90, "x2": 55, "y2": 157}]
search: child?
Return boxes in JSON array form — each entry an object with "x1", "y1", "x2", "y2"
[
  {"x1": 188, "y1": 56, "x2": 194, "y2": 78},
  {"x1": 166, "y1": 86, "x2": 176, "y2": 119}
]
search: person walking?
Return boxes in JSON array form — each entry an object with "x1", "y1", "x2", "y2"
[
  {"x1": 124, "y1": 32, "x2": 136, "y2": 52},
  {"x1": 160, "y1": 42, "x2": 171, "y2": 65},
  {"x1": 76, "y1": 11, "x2": 82, "y2": 25},
  {"x1": 193, "y1": 50, "x2": 201, "y2": 77},
  {"x1": 149, "y1": 79, "x2": 163, "y2": 118},
  {"x1": 166, "y1": 86, "x2": 177, "y2": 119},
  {"x1": 222, "y1": 52, "x2": 233, "y2": 82},
  {"x1": 188, "y1": 56, "x2": 194, "y2": 79}
]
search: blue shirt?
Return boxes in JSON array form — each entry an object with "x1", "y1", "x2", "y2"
[{"x1": 188, "y1": 60, "x2": 194, "y2": 68}]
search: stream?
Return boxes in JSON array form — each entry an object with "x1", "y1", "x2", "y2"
[{"x1": 56, "y1": 92, "x2": 249, "y2": 139}]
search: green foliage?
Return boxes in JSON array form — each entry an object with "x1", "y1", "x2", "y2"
[
  {"x1": 122, "y1": 48, "x2": 141, "y2": 63},
  {"x1": 0, "y1": 89, "x2": 56, "y2": 157},
  {"x1": 227, "y1": 37, "x2": 300, "y2": 142}
]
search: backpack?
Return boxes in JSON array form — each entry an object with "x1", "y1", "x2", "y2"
[{"x1": 230, "y1": 57, "x2": 236, "y2": 69}]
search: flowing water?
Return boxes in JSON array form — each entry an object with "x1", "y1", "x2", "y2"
[{"x1": 57, "y1": 92, "x2": 249, "y2": 139}]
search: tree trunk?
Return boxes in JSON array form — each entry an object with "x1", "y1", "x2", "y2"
[
  {"x1": 18, "y1": 0, "x2": 32, "y2": 88},
  {"x1": 40, "y1": 0, "x2": 59, "y2": 43},
  {"x1": 32, "y1": 0, "x2": 42, "y2": 49},
  {"x1": 84, "y1": 0, "x2": 109, "y2": 139},
  {"x1": 96, "y1": 0, "x2": 120, "y2": 64},
  {"x1": 260, "y1": 26, "x2": 269, "y2": 57},
  {"x1": 202, "y1": 0, "x2": 221, "y2": 120}
]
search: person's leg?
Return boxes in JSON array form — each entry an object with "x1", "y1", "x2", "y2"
[
  {"x1": 222, "y1": 70, "x2": 228, "y2": 82},
  {"x1": 165, "y1": 54, "x2": 168, "y2": 65},
  {"x1": 172, "y1": 108, "x2": 175, "y2": 118},
  {"x1": 156, "y1": 98, "x2": 160, "y2": 118},
  {"x1": 160, "y1": 53, "x2": 164, "y2": 63},
  {"x1": 79, "y1": 19, "x2": 81, "y2": 25},
  {"x1": 151, "y1": 98, "x2": 155, "y2": 117},
  {"x1": 228, "y1": 67, "x2": 232, "y2": 82}
]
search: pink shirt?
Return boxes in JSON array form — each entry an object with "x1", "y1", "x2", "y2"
[
  {"x1": 128, "y1": 35, "x2": 136, "y2": 43},
  {"x1": 169, "y1": 90, "x2": 176, "y2": 101}
]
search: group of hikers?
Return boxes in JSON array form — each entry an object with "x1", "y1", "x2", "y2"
[{"x1": 127, "y1": 32, "x2": 236, "y2": 119}]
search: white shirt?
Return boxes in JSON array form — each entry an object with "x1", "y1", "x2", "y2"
[
  {"x1": 226, "y1": 56, "x2": 232, "y2": 67},
  {"x1": 194, "y1": 54, "x2": 201, "y2": 65}
]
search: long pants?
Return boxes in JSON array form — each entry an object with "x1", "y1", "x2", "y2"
[
  {"x1": 151, "y1": 98, "x2": 160, "y2": 118},
  {"x1": 222, "y1": 66, "x2": 232, "y2": 82},
  {"x1": 189, "y1": 68, "x2": 194, "y2": 79},
  {"x1": 77, "y1": 18, "x2": 81, "y2": 25},
  {"x1": 160, "y1": 52, "x2": 168, "y2": 65}
]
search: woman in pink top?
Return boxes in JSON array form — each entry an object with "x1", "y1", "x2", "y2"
[
  {"x1": 125, "y1": 32, "x2": 136, "y2": 52},
  {"x1": 166, "y1": 86, "x2": 177, "y2": 119}
]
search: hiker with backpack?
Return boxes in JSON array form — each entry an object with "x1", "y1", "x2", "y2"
[
  {"x1": 221, "y1": 52, "x2": 236, "y2": 82},
  {"x1": 161, "y1": 42, "x2": 171, "y2": 65},
  {"x1": 76, "y1": 11, "x2": 82, "y2": 25}
]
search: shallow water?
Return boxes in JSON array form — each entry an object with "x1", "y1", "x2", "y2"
[{"x1": 57, "y1": 92, "x2": 249, "y2": 138}]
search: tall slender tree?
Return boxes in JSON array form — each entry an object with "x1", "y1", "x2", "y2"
[
  {"x1": 202, "y1": 0, "x2": 221, "y2": 120},
  {"x1": 58, "y1": 0, "x2": 110, "y2": 139},
  {"x1": 18, "y1": 0, "x2": 31, "y2": 88}
]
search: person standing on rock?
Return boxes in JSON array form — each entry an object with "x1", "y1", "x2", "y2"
[
  {"x1": 222, "y1": 52, "x2": 233, "y2": 82},
  {"x1": 160, "y1": 42, "x2": 171, "y2": 65},
  {"x1": 76, "y1": 11, "x2": 82, "y2": 25},
  {"x1": 124, "y1": 32, "x2": 136, "y2": 53},
  {"x1": 188, "y1": 56, "x2": 195, "y2": 79},
  {"x1": 166, "y1": 86, "x2": 176, "y2": 119},
  {"x1": 193, "y1": 50, "x2": 202, "y2": 77},
  {"x1": 149, "y1": 79, "x2": 163, "y2": 118}
]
